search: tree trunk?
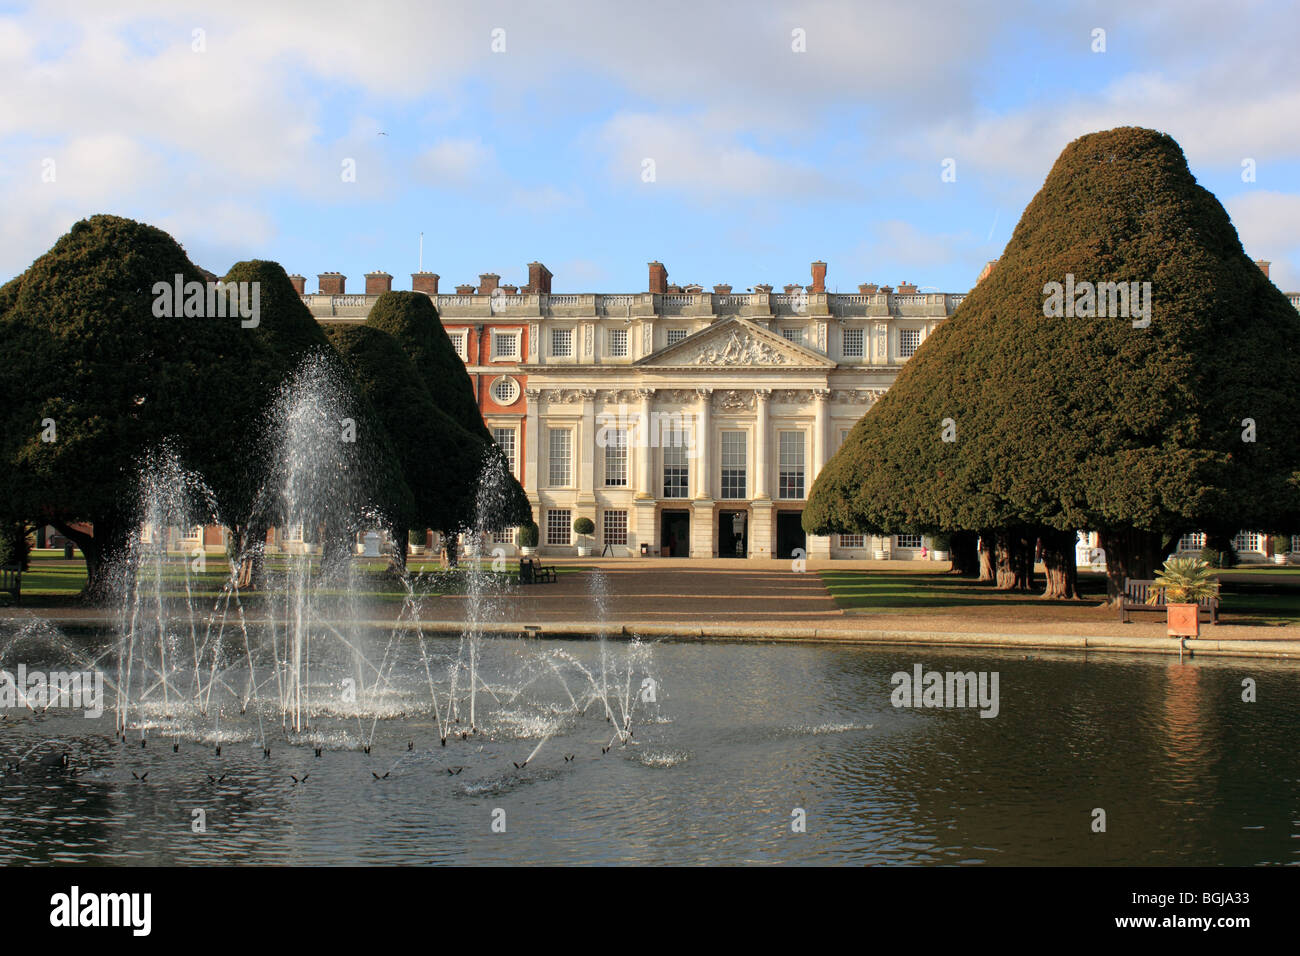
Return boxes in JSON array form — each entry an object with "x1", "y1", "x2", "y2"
[
  {"x1": 320, "y1": 522, "x2": 353, "y2": 583},
  {"x1": 994, "y1": 530, "x2": 1018, "y2": 589},
  {"x1": 55, "y1": 516, "x2": 129, "y2": 605},
  {"x1": 388, "y1": 524, "x2": 408, "y2": 573},
  {"x1": 977, "y1": 531, "x2": 996, "y2": 582},
  {"x1": 1012, "y1": 526, "x2": 1037, "y2": 592},
  {"x1": 231, "y1": 523, "x2": 268, "y2": 590},
  {"x1": 1098, "y1": 528, "x2": 1164, "y2": 604},
  {"x1": 1040, "y1": 528, "x2": 1079, "y2": 599},
  {"x1": 950, "y1": 530, "x2": 979, "y2": 576}
]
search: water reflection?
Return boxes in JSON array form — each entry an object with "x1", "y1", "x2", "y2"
[{"x1": 1, "y1": 639, "x2": 1297, "y2": 865}]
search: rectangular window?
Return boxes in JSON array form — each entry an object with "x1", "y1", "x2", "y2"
[
  {"x1": 899, "y1": 328, "x2": 922, "y2": 358},
  {"x1": 896, "y1": 534, "x2": 923, "y2": 550},
  {"x1": 603, "y1": 510, "x2": 628, "y2": 546},
  {"x1": 551, "y1": 328, "x2": 574, "y2": 358},
  {"x1": 493, "y1": 527, "x2": 515, "y2": 545},
  {"x1": 666, "y1": 328, "x2": 688, "y2": 346},
  {"x1": 604, "y1": 428, "x2": 628, "y2": 486},
  {"x1": 608, "y1": 328, "x2": 629, "y2": 357},
  {"x1": 1177, "y1": 532, "x2": 1205, "y2": 552},
  {"x1": 842, "y1": 328, "x2": 865, "y2": 358},
  {"x1": 839, "y1": 534, "x2": 865, "y2": 548},
  {"x1": 491, "y1": 330, "x2": 520, "y2": 360},
  {"x1": 548, "y1": 429, "x2": 571, "y2": 487},
  {"x1": 781, "y1": 327, "x2": 805, "y2": 345},
  {"x1": 1234, "y1": 531, "x2": 1263, "y2": 553},
  {"x1": 778, "y1": 431, "x2": 805, "y2": 499},
  {"x1": 720, "y1": 431, "x2": 747, "y2": 499},
  {"x1": 449, "y1": 330, "x2": 468, "y2": 361},
  {"x1": 492, "y1": 427, "x2": 517, "y2": 476},
  {"x1": 546, "y1": 509, "x2": 571, "y2": 546},
  {"x1": 662, "y1": 430, "x2": 690, "y2": 498}
]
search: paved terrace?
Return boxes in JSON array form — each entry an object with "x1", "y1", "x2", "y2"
[{"x1": 11, "y1": 558, "x2": 1300, "y2": 661}]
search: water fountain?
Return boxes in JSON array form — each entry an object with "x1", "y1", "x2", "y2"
[{"x1": 2, "y1": 352, "x2": 664, "y2": 778}]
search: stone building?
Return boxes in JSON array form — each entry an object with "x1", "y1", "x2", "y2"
[{"x1": 297, "y1": 260, "x2": 966, "y2": 559}]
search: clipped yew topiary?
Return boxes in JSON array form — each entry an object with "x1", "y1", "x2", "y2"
[{"x1": 805, "y1": 127, "x2": 1300, "y2": 601}]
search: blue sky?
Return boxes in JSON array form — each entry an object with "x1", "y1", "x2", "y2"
[{"x1": 3, "y1": 0, "x2": 1299, "y2": 292}]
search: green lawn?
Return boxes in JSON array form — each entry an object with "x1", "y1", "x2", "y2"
[
  {"x1": 4, "y1": 555, "x2": 586, "y2": 608},
  {"x1": 819, "y1": 566, "x2": 1300, "y2": 624}
]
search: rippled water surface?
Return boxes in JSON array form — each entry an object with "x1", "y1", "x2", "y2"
[{"x1": 2, "y1": 635, "x2": 1297, "y2": 865}]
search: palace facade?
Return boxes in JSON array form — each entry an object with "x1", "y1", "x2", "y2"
[
  {"x1": 285, "y1": 258, "x2": 1300, "y2": 562},
  {"x1": 294, "y1": 260, "x2": 964, "y2": 559}
]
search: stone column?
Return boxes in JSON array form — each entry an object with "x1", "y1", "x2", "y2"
[
  {"x1": 812, "y1": 388, "x2": 831, "y2": 479},
  {"x1": 753, "y1": 388, "x2": 771, "y2": 498},
  {"x1": 636, "y1": 388, "x2": 655, "y2": 498},
  {"x1": 577, "y1": 389, "x2": 597, "y2": 516},
  {"x1": 694, "y1": 388, "x2": 712, "y2": 499},
  {"x1": 750, "y1": 388, "x2": 774, "y2": 559},
  {"x1": 690, "y1": 387, "x2": 715, "y2": 557},
  {"x1": 524, "y1": 389, "x2": 541, "y2": 512},
  {"x1": 633, "y1": 387, "x2": 657, "y2": 556}
]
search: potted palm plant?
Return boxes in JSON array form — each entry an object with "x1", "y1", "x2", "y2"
[
  {"x1": 1147, "y1": 556, "x2": 1219, "y2": 638},
  {"x1": 573, "y1": 517, "x2": 596, "y2": 557},
  {"x1": 516, "y1": 521, "x2": 539, "y2": 557}
]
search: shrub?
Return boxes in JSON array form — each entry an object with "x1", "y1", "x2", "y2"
[
  {"x1": 928, "y1": 532, "x2": 952, "y2": 551},
  {"x1": 516, "y1": 521, "x2": 539, "y2": 548},
  {"x1": 408, "y1": 529, "x2": 425, "y2": 547},
  {"x1": 1199, "y1": 544, "x2": 1238, "y2": 569},
  {"x1": 1149, "y1": 556, "x2": 1219, "y2": 604}
]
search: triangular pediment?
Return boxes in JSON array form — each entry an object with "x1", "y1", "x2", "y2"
[{"x1": 635, "y1": 317, "x2": 835, "y2": 368}]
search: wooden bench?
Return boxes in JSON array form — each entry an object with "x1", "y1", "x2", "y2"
[
  {"x1": 518, "y1": 558, "x2": 557, "y2": 585},
  {"x1": 1119, "y1": 577, "x2": 1218, "y2": 624},
  {"x1": 0, "y1": 565, "x2": 20, "y2": 606}
]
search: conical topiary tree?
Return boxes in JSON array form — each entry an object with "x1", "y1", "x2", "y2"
[{"x1": 805, "y1": 126, "x2": 1300, "y2": 601}]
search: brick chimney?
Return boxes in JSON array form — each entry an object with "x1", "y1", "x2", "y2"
[
  {"x1": 525, "y1": 261, "x2": 553, "y2": 294},
  {"x1": 859, "y1": 283, "x2": 878, "y2": 294},
  {"x1": 977, "y1": 259, "x2": 997, "y2": 284},
  {"x1": 478, "y1": 273, "x2": 500, "y2": 296},
  {"x1": 754, "y1": 283, "x2": 773, "y2": 294},
  {"x1": 365, "y1": 271, "x2": 392, "y2": 295},
  {"x1": 897, "y1": 281, "x2": 917, "y2": 295},
  {"x1": 1256, "y1": 259, "x2": 1271, "y2": 279},
  {"x1": 713, "y1": 284, "x2": 732, "y2": 295},
  {"x1": 411, "y1": 272, "x2": 440, "y2": 295},
  {"x1": 648, "y1": 261, "x2": 668, "y2": 294},
  {"x1": 783, "y1": 283, "x2": 803, "y2": 294},
  {"x1": 455, "y1": 283, "x2": 476, "y2": 295},
  {"x1": 501, "y1": 284, "x2": 518, "y2": 295},
  {"x1": 318, "y1": 272, "x2": 345, "y2": 295},
  {"x1": 810, "y1": 261, "x2": 827, "y2": 293},
  {"x1": 288, "y1": 274, "x2": 306, "y2": 295}
]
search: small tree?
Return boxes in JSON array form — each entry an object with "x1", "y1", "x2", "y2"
[
  {"x1": 1148, "y1": 556, "x2": 1219, "y2": 604},
  {"x1": 516, "y1": 521, "x2": 539, "y2": 549},
  {"x1": 573, "y1": 516, "x2": 595, "y2": 548}
]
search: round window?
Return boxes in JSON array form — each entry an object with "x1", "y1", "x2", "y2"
[{"x1": 491, "y1": 376, "x2": 520, "y2": 405}]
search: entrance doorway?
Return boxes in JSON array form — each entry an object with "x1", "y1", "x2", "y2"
[
  {"x1": 776, "y1": 511, "x2": 806, "y2": 559},
  {"x1": 659, "y1": 510, "x2": 690, "y2": 557},
  {"x1": 718, "y1": 510, "x2": 748, "y2": 558}
]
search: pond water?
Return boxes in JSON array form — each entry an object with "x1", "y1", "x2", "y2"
[{"x1": 1, "y1": 630, "x2": 1295, "y2": 865}]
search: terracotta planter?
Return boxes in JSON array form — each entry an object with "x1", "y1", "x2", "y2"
[{"x1": 1166, "y1": 602, "x2": 1200, "y2": 638}]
